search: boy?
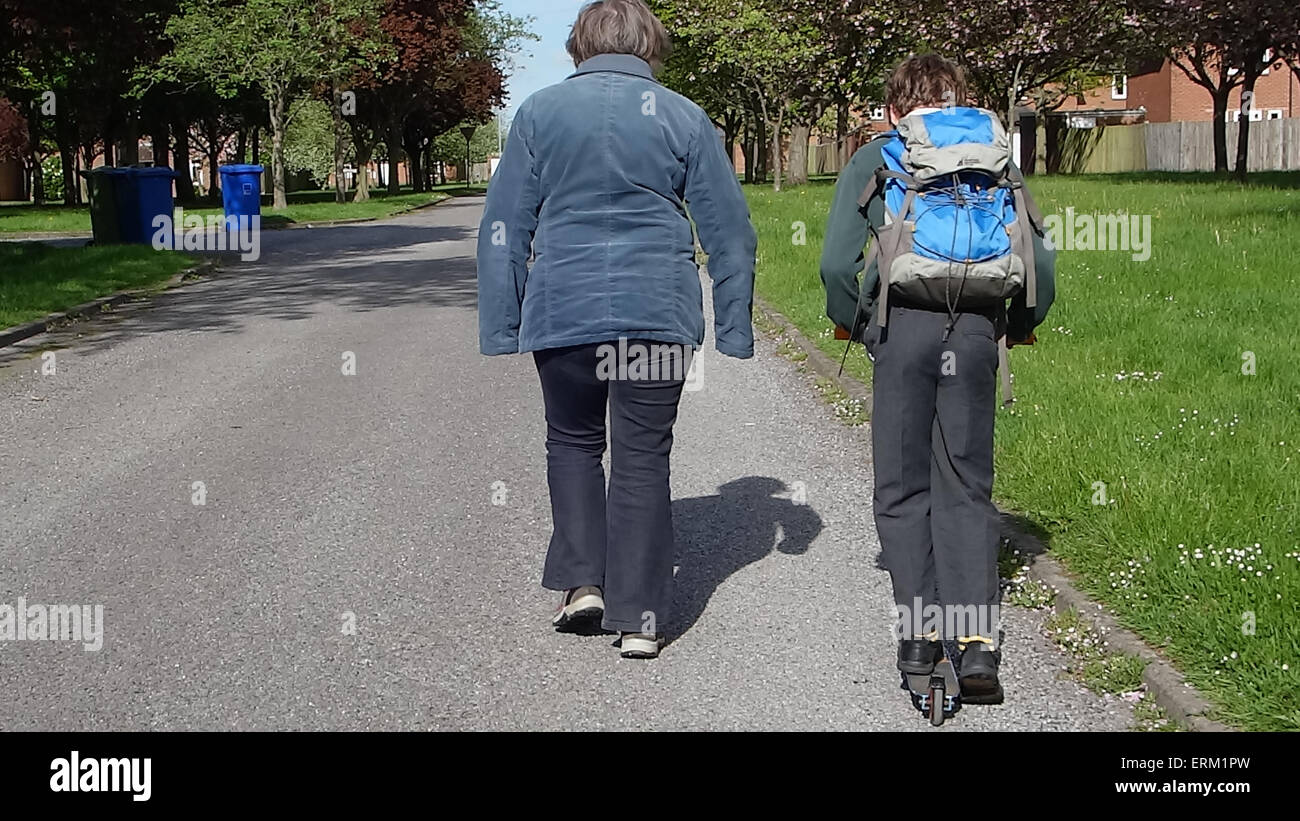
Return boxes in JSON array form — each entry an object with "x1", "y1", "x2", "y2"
[{"x1": 819, "y1": 54, "x2": 1055, "y2": 702}]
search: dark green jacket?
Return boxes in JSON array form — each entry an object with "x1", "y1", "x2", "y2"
[{"x1": 819, "y1": 136, "x2": 1056, "y2": 341}]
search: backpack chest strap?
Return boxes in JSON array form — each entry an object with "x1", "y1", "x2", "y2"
[{"x1": 857, "y1": 168, "x2": 917, "y2": 210}]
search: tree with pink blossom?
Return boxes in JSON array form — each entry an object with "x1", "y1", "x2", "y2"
[{"x1": 908, "y1": 0, "x2": 1143, "y2": 130}]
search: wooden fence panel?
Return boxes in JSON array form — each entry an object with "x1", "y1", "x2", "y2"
[{"x1": 1092, "y1": 120, "x2": 1296, "y2": 172}]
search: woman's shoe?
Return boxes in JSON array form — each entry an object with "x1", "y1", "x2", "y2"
[
  {"x1": 619, "y1": 632, "x2": 662, "y2": 659},
  {"x1": 552, "y1": 586, "x2": 605, "y2": 632}
]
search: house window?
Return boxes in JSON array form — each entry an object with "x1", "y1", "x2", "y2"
[
  {"x1": 1267, "y1": 109, "x2": 1283, "y2": 120},
  {"x1": 870, "y1": 106, "x2": 886, "y2": 121},
  {"x1": 1111, "y1": 74, "x2": 1127, "y2": 100}
]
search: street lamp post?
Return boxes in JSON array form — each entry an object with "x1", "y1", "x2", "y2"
[{"x1": 460, "y1": 125, "x2": 477, "y2": 192}]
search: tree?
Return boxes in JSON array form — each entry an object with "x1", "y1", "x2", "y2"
[
  {"x1": 158, "y1": 0, "x2": 387, "y2": 208},
  {"x1": 0, "y1": 97, "x2": 28, "y2": 162},
  {"x1": 911, "y1": 0, "x2": 1140, "y2": 135},
  {"x1": 349, "y1": 0, "x2": 522, "y2": 200},
  {"x1": 653, "y1": 21, "x2": 747, "y2": 168},
  {"x1": 314, "y1": 0, "x2": 390, "y2": 203},
  {"x1": 778, "y1": 0, "x2": 909, "y2": 182},
  {"x1": 2, "y1": 0, "x2": 182, "y2": 204},
  {"x1": 1134, "y1": 0, "x2": 1294, "y2": 177},
  {"x1": 283, "y1": 98, "x2": 337, "y2": 188},
  {"x1": 808, "y1": 0, "x2": 906, "y2": 170},
  {"x1": 656, "y1": 0, "x2": 822, "y2": 191},
  {"x1": 430, "y1": 118, "x2": 497, "y2": 184}
]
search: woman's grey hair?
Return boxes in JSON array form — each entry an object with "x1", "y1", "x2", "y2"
[{"x1": 566, "y1": 0, "x2": 672, "y2": 69}]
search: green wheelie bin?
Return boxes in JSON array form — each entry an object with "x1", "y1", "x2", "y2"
[{"x1": 79, "y1": 167, "x2": 123, "y2": 245}]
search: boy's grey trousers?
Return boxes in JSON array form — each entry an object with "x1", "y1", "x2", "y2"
[{"x1": 866, "y1": 305, "x2": 1002, "y2": 643}]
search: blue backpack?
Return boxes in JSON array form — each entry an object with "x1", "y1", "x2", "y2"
[{"x1": 853, "y1": 107, "x2": 1045, "y2": 338}]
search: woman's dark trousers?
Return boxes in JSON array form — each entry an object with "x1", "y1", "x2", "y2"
[{"x1": 533, "y1": 341, "x2": 687, "y2": 633}]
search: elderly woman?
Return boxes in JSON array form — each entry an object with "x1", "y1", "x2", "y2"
[{"x1": 476, "y1": 0, "x2": 756, "y2": 659}]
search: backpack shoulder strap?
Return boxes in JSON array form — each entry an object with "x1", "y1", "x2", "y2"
[
  {"x1": 1004, "y1": 165, "x2": 1046, "y2": 232},
  {"x1": 1003, "y1": 168, "x2": 1043, "y2": 311},
  {"x1": 998, "y1": 336, "x2": 1014, "y2": 407},
  {"x1": 857, "y1": 168, "x2": 914, "y2": 209}
]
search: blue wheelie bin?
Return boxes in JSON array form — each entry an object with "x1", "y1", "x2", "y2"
[
  {"x1": 220, "y1": 165, "x2": 264, "y2": 226},
  {"x1": 114, "y1": 166, "x2": 177, "y2": 246}
]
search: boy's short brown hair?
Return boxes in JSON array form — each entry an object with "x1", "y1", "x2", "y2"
[{"x1": 885, "y1": 54, "x2": 968, "y2": 116}]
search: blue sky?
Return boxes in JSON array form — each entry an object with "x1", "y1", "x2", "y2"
[{"x1": 497, "y1": 0, "x2": 589, "y2": 117}]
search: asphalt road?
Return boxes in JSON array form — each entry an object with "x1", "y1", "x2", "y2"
[{"x1": 0, "y1": 197, "x2": 1134, "y2": 730}]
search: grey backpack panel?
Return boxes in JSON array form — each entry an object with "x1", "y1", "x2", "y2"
[{"x1": 896, "y1": 110, "x2": 1011, "y2": 181}]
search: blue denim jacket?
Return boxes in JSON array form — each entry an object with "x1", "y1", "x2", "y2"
[{"x1": 476, "y1": 54, "x2": 757, "y2": 358}]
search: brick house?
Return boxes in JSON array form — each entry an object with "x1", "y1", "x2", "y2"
[{"x1": 1057, "y1": 56, "x2": 1300, "y2": 123}]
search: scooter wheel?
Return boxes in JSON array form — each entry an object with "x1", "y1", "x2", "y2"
[{"x1": 928, "y1": 684, "x2": 945, "y2": 726}]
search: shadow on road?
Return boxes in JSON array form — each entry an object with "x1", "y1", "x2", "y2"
[
  {"x1": 6, "y1": 220, "x2": 478, "y2": 363},
  {"x1": 667, "y1": 476, "x2": 823, "y2": 643}
]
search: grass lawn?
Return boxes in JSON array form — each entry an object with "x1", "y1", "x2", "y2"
[
  {"x1": 0, "y1": 243, "x2": 195, "y2": 328},
  {"x1": 743, "y1": 171, "x2": 1300, "y2": 731},
  {"x1": 0, "y1": 184, "x2": 485, "y2": 235}
]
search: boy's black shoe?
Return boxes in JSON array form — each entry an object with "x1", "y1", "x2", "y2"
[
  {"x1": 958, "y1": 643, "x2": 1004, "y2": 704},
  {"x1": 897, "y1": 638, "x2": 944, "y2": 675}
]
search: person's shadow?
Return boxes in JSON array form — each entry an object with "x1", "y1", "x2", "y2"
[{"x1": 667, "y1": 477, "x2": 823, "y2": 644}]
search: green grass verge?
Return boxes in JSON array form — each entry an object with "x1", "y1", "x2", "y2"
[
  {"x1": 0, "y1": 184, "x2": 483, "y2": 234},
  {"x1": 0, "y1": 244, "x2": 196, "y2": 328},
  {"x1": 743, "y1": 171, "x2": 1300, "y2": 731}
]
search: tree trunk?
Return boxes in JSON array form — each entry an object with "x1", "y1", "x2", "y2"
[
  {"x1": 386, "y1": 118, "x2": 402, "y2": 195},
  {"x1": 72, "y1": 148, "x2": 83, "y2": 203},
  {"x1": 52, "y1": 108, "x2": 78, "y2": 204},
  {"x1": 1024, "y1": 112, "x2": 1039, "y2": 175},
  {"x1": 741, "y1": 122, "x2": 754, "y2": 184},
  {"x1": 1211, "y1": 88, "x2": 1230, "y2": 174},
  {"x1": 1234, "y1": 71, "x2": 1262, "y2": 182},
  {"x1": 763, "y1": 95, "x2": 784, "y2": 192},
  {"x1": 268, "y1": 88, "x2": 288, "y2": 209},
  {"x1": 1007, "y1": 60, "x2": 1023, "y2": 141},
  {"x1": 251, "y1": 126, "x2": 260, "y2": 165},
  {"x1": 80, "y1": 142, "x2": 95, "y2": 200},
  {"x1": 205, "y1": 126, "x2": 221, "y2": 200},
  {"x1": 404, "y1": 134, "x2": 424, "y2": 193},
  {"x1": 26, "y1": 112, "x2": 44, "y2": 204},
  {"x1": 332, "y1": 83, "x2": 347, "y2": 204},
  {"x1": 234, "y1": 128, "x2": 247, "y2": 166},
  {"x1": 769, "y1": 122, "x2": 781, "y2": 192},
  {"x1": 837, "y1": 100, "x2": 849, "y2": 170},
  {"x1": 723, "y1": 109, "x2": 741, "y2": 171},
  {"x1": 353, "y1": 142, "x2": 373, "y2": 202},
  {"x1": 755, "y1": 117, "x2": 767, "y2": 182},
  {"x1": 1045, "y1": 115, "x2": 1063, "y2": 174},
  {"x1": 787, "y1": 123, "x2": 809, "y2": 185},
  {"x1": 118, "y1": 116, "x2": 141, "y2": 166},
  {"x1": 30, "y1": 150, "x2": 44, "y2": 204},
  {"x1": 351, "y1": 123, "x2": 374, "y2": 203},
  {"x1": 57, "y1": 140, "x2": 77, "y2": 205},
  {"x1": 173, "y1": 115, "x2": 197, "y2": 204},
  {"x1": 153, "y1": 121, "x2": 171, "y2": 169}
]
